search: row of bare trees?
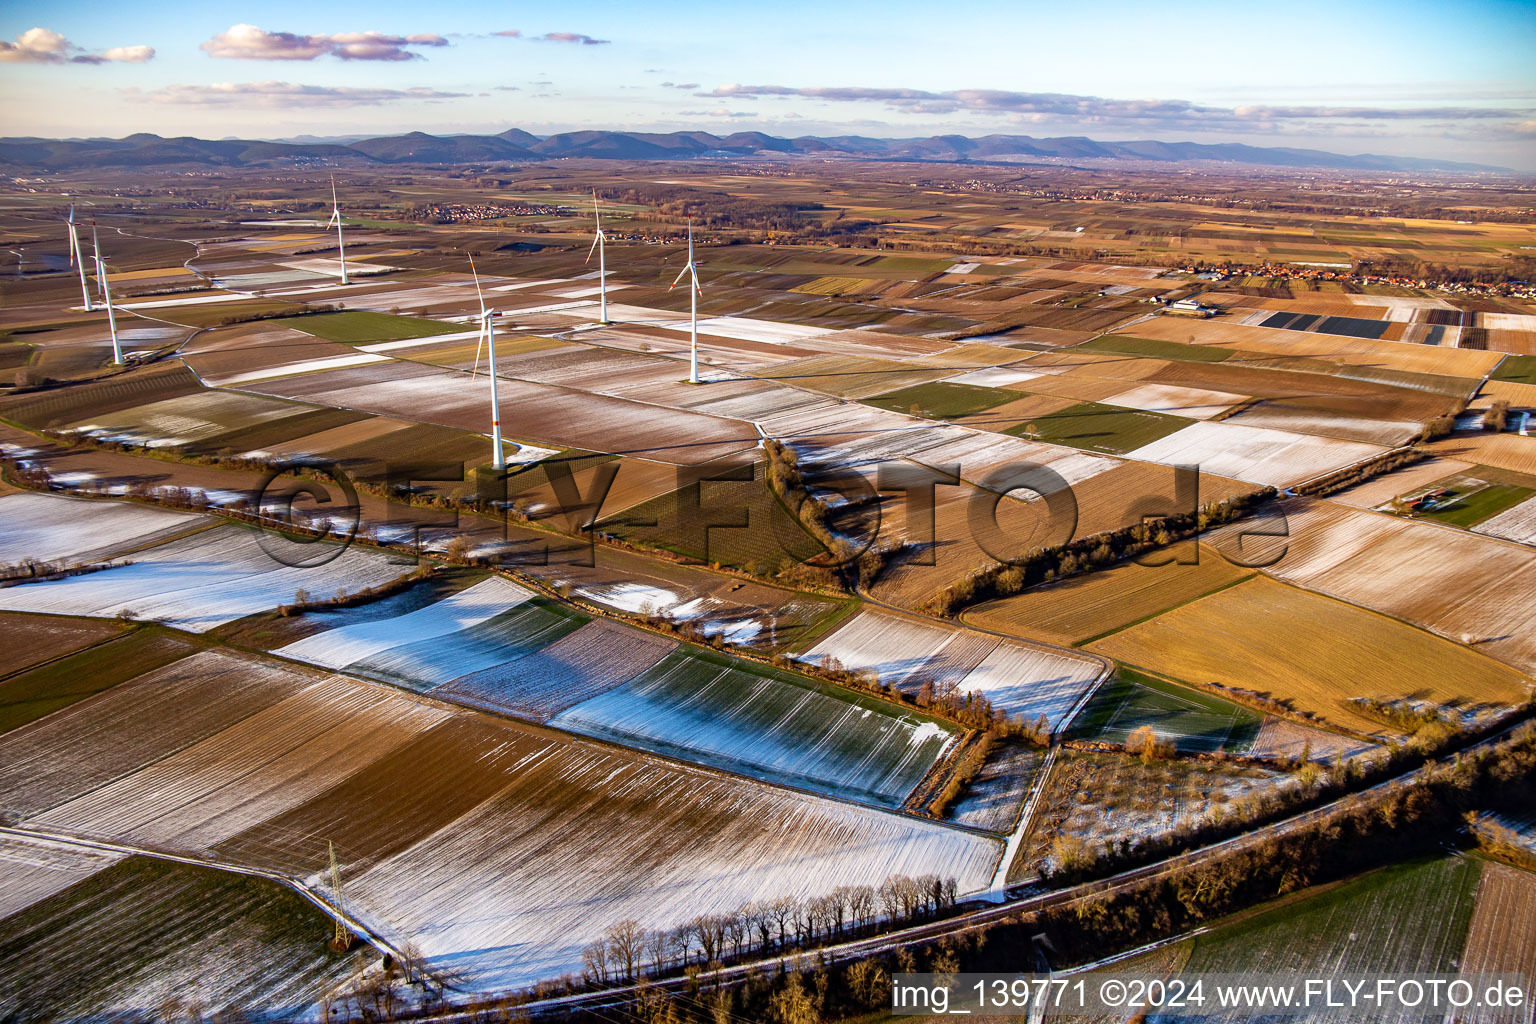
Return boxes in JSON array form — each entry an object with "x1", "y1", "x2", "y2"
[{"x1": 580, "y1": 873, "x2": 959, "y2": 987}]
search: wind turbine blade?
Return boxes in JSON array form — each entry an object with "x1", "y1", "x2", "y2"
[
  {"x1": 586, "y1": 232, "x2": 600, "y2": 263},
  {"x1": 592, "y1": 191, "x2": 601, "y2": 231},
  {"x1": 468, "y1": 253, "x2": 487, "y2": 314},
  {"x1": 670, "y1": 264, "x2": 691, "y2": 290},
  {"x1": 471, "y1": 315, "x2": 486, "y2": 379},
  {"x1": 692, "y1": 265, "x2": 703, "y2": 295}
]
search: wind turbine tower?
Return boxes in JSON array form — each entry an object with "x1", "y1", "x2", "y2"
[
  {"x1": 327, "y1": 177, "x2": 350, "y2": 285},
  {"x1": 586, "y1": 191, "x2": 609, "y2": 324},
  {"x1": 90, "y1": 223, "x2": 122, "y2": 365},
  {"x1": 469, "y1": 256, "x2": 506, "y2": 470},
  {"x1": 669, "y1": 220, "x2": 703, "y2": 384},
  {"x1": 66, "y1": 205, "x2": 93, "y2": 311}
]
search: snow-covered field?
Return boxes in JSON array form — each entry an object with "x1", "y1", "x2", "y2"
[
  {"x1": 202, "y1": 352, "x2": 391, "y2": 388},
  {"x1": 66, "y1": 391, "x2": 309, "y2": 448},
  {"x1": 0, "y1": 834, "x2": 124, "y2": 921},
  {"x1": 951, "y1": 643, "x2": 1105, "y2": 731},
  {"x1": 1216, "y1": 498, "x2": 1536, "y2": 675},
  {"x1": 800, "y1": 610, "x2": 1103, "y2": 728},
  {"x1": 0, "y1": 491, "x2": 200, "y2": 566},
  {"x1": 33, "y1": 674, "x2": 448, "y2": 850},
  {"x1": 0, "y1": 642, "x2": 999, "y2": 993},
  {"x1": 0, "y1": 523, "x2": 414, "y2": 632},
  {"x1": 945, "y1": 367, "x2": 1045, "y2": 389},
  {"x1": 1123, "y1": 420, "x2": 1385, "y2": 488},
  {"x1": 800, "y1": 610, "x2": 959, "y2": 684},
  {"x1": 1102, "y1": 382, "x2": 1246, "y2": 420},
  {"x1": 342, "y1": 736, "x2": 999, "y2": 988},
  {"x1": 436, "y1": 619, "x2": 677, "y2": 720},
  {"x1": 1473, "y1": 494, "x2": 1536, "y2": 546},
  {"x1": 276, "y1": 577, "x2": 533, "y2": 669},
  {"x1": 551, "y1": 648, "x2": 957, "y2": 806}
]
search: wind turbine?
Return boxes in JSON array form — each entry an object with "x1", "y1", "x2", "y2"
[
  {"x1": 468, "y1": 255, "x2": 505, "y2": 471},
  {"x1": 90, "y1": 222, "x2": 122, "y2": 364},
  {"x1": 669, "y1": 219, "x2": 703, "y2": 384},
  {"x1": 326, "y1": 176, "x2": 350, "y2": 285},
  {"x1": 65, "y1": 205, "x2": 93, "y2": 311},
  {"x1": 586, "y1": 191, "x2": 609, "y2": 324}
]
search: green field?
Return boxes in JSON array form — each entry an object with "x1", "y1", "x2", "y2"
[
  {"x1": 1181, "y1": 855, "x2": 1481, "y2": 978},
  {"x1": 0, "y1": 855, "x2": 368, "y2": 1022},
  {"x1": 0, "y1": 629, "x2": 197, "y2": 736},
  {"x1": 1068, "y1": 666, "x2": 1262, "y2": 753},
  {"x1": 1005, "y1": 401, "x2": 1188, "y2": 454},
  {"x1": 1411, "y1": 479, "x2": 1535, "y2": 528},
  {"x1": 1076, "y1": 334, "x2": 1237, "y2": 363},
  {"x1": 551, "y1": 645, "x2": 957, "y2": 806},
  {"x1": 866, "y1": 380, "x2": 1020, "y2": 419},
  {"x1": 274, "y1": 310, "x2": 462, "y2": 344},
  {"x1": 1493, "y1": 354, "x2": 1536, "y2": 386}
]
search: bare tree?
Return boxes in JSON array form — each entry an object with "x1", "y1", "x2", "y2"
[
  {"x1": 745, "y1": 900, "x2": 774, "y2": 952},
  {"x1": 877, "y1": 876, "x2": 904, "y2": 921},
  {"x1": 581, "y1": 939, "x2": 610, "y2": 986},
  {"x1": 605, "y1": 919, "x2": 646, "y2": 983},
  {"x1": 645, "y1": 928, "x2": 671, "y2": 978},
  {"x1": 846, "y1": 885, "x2": 876, "y2": 931},
  {"x1": 724, "y1": 909, "x2": 749, "y2": 960},
  {"x1": 767, "y1": 895, "x2": 799, "y2": 949}
]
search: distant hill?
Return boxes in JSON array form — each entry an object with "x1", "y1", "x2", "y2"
[{"x1": 0, "y1": 128, "x2": 1510, "y2": 174}]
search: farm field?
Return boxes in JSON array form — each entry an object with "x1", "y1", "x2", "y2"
[
  {"x1": 1068, "y1": 668, "x2": 1262, "y2": 754},
  {"x1": 1428, "y1": 430, "x2": 1536, "y2": 477},
  {"x1": 1459, "y1": 861, "x2": 1536, "y2": 990},
  {"x1": 1121, "y1": 419, "x2": 1384, "y2": 488},
  {"x1": 1473, "y1": 492, "x2": 1536, "y2": 545},
  {"x1": 798, "y1": 609, "x2": 1105, "y2": 730},
  {"x1": 1328, "y1": 456, "x2": 1471, "y2": 510},
  {"x1": 0, "y1": 636, "x2": 1002, "y2": 989},
  {"x1": 1088, "y1": 575, "x2": 1530, "y2": 736},
  {"x1": 436, "y1": 618, "x2": 678, "y2": 719},
  {"x1": 273, "y1": 309, "x2": 462, "y2": 343},
  {"x1": 0, "y1": 490, "x2": 201, "y2": 566},
  {"x1": 0, "y1": 628, "x2": 199, "y2": 736},
  {"x1": 0, "y1": 833, "x2": 123, "y2": 922},
  {"x1": 0, "y1": 854, "x2": 369, "y2": 1023},
  {"x1": 1177, "y1": 855, "x2": 1481, "y2": 988},
  {"x1": 0, "y1": 612, "x2": 127, "y2": 680},
  {"x1": 0, "y1": 521, "x2": 416, "y2": 632},
  {"x1": 1246, "y1": 716, "x2": 1378, "y2": 764},
  {"x1": 0, "y1": 651, "x2": 309, "y2": 817},
  {"x1": 30, "y1": 673, "x2": 449, "y2": 851},
  {"x1": 274, "y1": 576, "x2": 536, "y2": 671},
  {"x1": 965, "y1": 544, "x2": 1252, "y2": 647},
  {"x1": 551, "y1": 646, "x2": 958, "y2": 806},
  {"x1": 1402, "y1": 475, "x2": 1534, "y2": 529},
  {"x1": 1228, "y1": 498, "x2": 1536, "y2": 677},
  {"x1": 1005, "y1": 400, "x2": 1188, "y2": 455},
  {"x1": 1075, "y1": 334, "x2": 1236, "y2": 363},
  {"x1": 866, "y1": 380, "x2": 1020, "y2": 419}
]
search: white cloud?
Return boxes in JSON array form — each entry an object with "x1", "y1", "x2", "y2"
[
  {"x1": 201, "y1": 24, "x2": 448, "y2": 61},
  {"x1": 0, "y1": 26, "x2": 154, "y2": 64}
]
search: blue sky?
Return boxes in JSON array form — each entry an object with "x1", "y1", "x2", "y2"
[{"x1": 3, "y1": 0, "x2": 1535, "y2": 167}]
